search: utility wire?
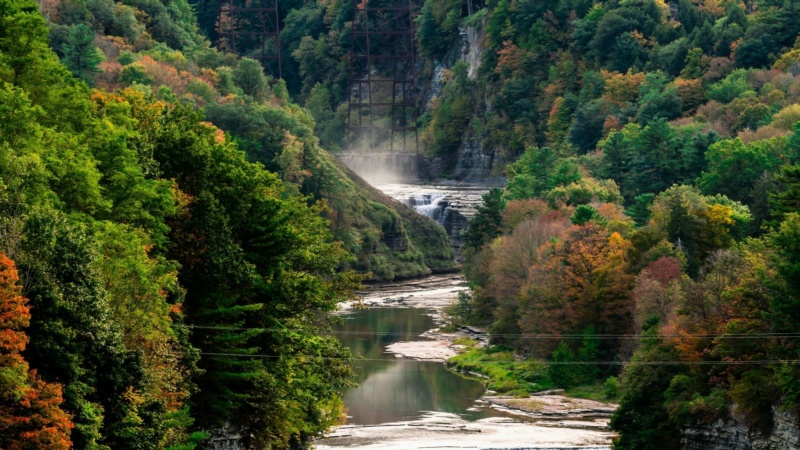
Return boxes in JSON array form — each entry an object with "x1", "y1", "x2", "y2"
[
  {"x1": 198, "y1": 352, "x2": 800, "y2": 366},
  {"x1": 188, "y1": 325, "x2": 800, "y2": 339}
]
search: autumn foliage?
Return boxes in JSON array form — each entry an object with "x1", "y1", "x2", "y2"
[{"x1": 0, "y1": 254, "x2": 73, "y2": 450}]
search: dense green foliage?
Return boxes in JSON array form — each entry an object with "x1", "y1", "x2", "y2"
[
  {"x1": 435, "y1": 1, "x2": 800, "y2": 448},
  {"x1": 40, "y1": 0, "x2": 453, "y2": 282},
  {"x1": 8, "y1": 0, "x2": 800, "y2": 447},
  {"x1": 0, "y1": 0, "x2": 454, "y2": 447}
]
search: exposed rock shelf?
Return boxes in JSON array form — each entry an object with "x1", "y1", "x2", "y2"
[
  {"x1": 376, "y1": 184, "x2": 490, "y2": 258},
  {"x1": 681, "y1": 407, "x2": 800, "y2": 450}
]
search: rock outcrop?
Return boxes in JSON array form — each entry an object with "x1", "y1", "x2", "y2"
[
  {"x1": 382, "y1": 185, "x2": 489, "y2": 259},
  {"x1": 421, "y1": 20, "x2": 505, "y2": 184},
  {"x1": 681, "y1": 407, "x2": 800, "y2": 450}
]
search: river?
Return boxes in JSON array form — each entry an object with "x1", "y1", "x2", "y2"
[{"x1": 317, "y1": 184, "x2": 615, "y2": 450}]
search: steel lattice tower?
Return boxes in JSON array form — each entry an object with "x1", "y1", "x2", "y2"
[
  {"x1": 218, "y1": 0, "x2": 282, "y2": 79},
  {"x1": 347, "y1": 0, "x2": 418, "y2": 154}
]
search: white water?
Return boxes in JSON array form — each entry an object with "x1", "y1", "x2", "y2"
[
  {"x1": 410, "y1": 193, "x2": 447, "y2": 223},
  {"x1": 377, "y1": 183, "x2": 490, "y2": 257}
]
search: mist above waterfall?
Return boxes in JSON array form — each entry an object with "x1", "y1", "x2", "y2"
[{"x1": 336, "y1": 153, "x2": 425, "y2": 184}]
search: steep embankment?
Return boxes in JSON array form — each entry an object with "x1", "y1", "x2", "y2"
[
  {"x1": 316, "y1": 154, "x2": 454, "y2": 279},
  {"x1": 681, "y1": 408, "x2": 800, "y2": 450},
  {"x1": 422, "y1": 20, "x2": 507, "y2": 183},
  {"x1": 40, "y1": 0, "x2": 455, "y2": 281}
]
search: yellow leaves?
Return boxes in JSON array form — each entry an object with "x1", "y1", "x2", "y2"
[
  {"x1": 602, "y1": 70, "x2": 645, "y2": 105},
  {"x1": 608, "y1": 231, "x2": 627, "y2": 249},
  {"x1": 673, "y1": 78, "x2": 704, "y2": 111},
  {"x1": 698, "y1": 0, "x2": 726, "y2": 17},
  {"x1": 707, "y1": 204, "x2": 734, "y2": 228},
  {"x1": 199, "y1": 121, "x2": 226, "y2": 143},
  {"x1": 629, "y1": 30, "x2": 651, "y2": 47},
  {"x1": 773, "y1": 49, "x2": 800, "y2": 72},
  {"x1": 277, "y1": 132, "x2": 312, "y2": 186}
]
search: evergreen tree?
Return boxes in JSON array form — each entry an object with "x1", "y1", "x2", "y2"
[
  {"x1": 770, "y1": 165, "x2": 800, "y2": 222},
  {"x1": 61, "y1": 24, "x2": 101, "y2": 84},
  {"x1": 463, "y1": 189, "x2": 506, "y2": 250},
  {"x1": 625, "y1": 193, "x2": 655, "y2": 227}
]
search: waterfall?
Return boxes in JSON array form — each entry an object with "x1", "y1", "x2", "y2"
[
  {"x1": 408, "y1": 194, "x2": 448, "y2": 225},
  {"x1": 376, "y1": 184, "x2": 490, "y2": 261}
]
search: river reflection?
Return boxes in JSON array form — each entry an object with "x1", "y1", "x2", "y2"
[{"x1": 334, "y1": 308, "x2": 493, "y2": 425}]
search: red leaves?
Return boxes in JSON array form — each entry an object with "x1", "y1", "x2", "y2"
[
  {"x1": 0, "y1": 254, "x2": 73, "y2": 450},
  {"x1": 644, "y1": 256, "x2": 683, "y2": 287}
]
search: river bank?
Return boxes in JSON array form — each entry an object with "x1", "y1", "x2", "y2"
[{"x1": 318, "y1": 272, "x2": 618, "y2": 449}]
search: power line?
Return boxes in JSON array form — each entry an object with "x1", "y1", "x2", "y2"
[
  {"x1": 187, "y1": 326, "x2": 800, "y2": 340},
  {"x1": 198, "y1": 352, "x2": 800, "y2": 366}
]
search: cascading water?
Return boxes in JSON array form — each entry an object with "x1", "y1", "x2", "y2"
[
  {"x1": 407, "y1": 193, "x2": 448, "y2": 225},
  {"x1": 378, "y1": 184, "x2": 490, "y2": 259}
]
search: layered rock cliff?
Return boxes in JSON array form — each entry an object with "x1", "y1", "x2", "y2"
[
  {"x1": 422, "y1": 21, "x2": 506, "y2": 184},
  {"x1": 682, "y1": 407, "x2": 800, "y2": 450}
]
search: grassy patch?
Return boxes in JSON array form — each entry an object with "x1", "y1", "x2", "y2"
[
  {"x1": 448, "y1": 342, "x2": 552, "y2": 396},
  {"x1": 565, "y1": 378, "x2": 621, "y2": 403},
  {"x1": 447, "y1": 341, "x2": 621, "y2": 403},
  {"x1": 505, "y1": 398, "x2": 546, "y2": 410}
]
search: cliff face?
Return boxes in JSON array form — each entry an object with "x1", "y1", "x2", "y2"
[
  {"x1": 422, "y1": 22, "x2": 506, "y2": 184},
  {"x1": 450, "y1": 24, "x2": 506, "y2": 183},
  {"x1": 682, "y1": 407, "x2": 800, "y2": 450}
]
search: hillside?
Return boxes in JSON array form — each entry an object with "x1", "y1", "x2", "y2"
[
  {"x1": 0, "y1": 1, "x2": 448, "y2": 449},
  {"x1": 429, "y1": 1, "x2": 800, "y2": 449},
  {"x1": 40, "y1": 0, "x2": 453, "y2": 281},
  {"x1": 3, "y1": 0, "x2": 800, "y2": 449}
]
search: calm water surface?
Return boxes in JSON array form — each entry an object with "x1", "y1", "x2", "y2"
[{"x1": 334, "y1": 307, "x2": 493, "y2": 425}]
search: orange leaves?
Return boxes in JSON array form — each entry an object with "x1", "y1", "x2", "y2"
[
  {"x1": 495, "y1": 41, "x2": 525, "y2": 78},
  {"x1": 673, "y1": 77, "x2": 704, "y2": 112},
  {"x1": 517, "y1": 223, "x2": 636, "y2": 356},
  {"x1": 200, "y1": 121, "x2": 226, "y2": 143},
  {"x1": 0, "y1": 254, "x2": 73, "y2": 449},
  {"x1": 13, "y1": 372, "x2": 73, "y2": 450},
  {"x1": 0, "y1": 254, "x2": 30, "y2": 353}
]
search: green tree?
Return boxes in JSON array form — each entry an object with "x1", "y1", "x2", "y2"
[
  {"x1": 571, "y1": 204, "x2": 604, "y2": 226},
  {"x1": 463, "y1": 189, "x2": 506, "y2": 251},
  {"x1": 611, "y1": 321, "x2": 685, "y2": 450},
  {"x1": 628, "y1": 119, "x2": 681, "y2": 196},
  {"x1": 770, "y1": 165, "x2": 800, "y2": 222},
  {"x1": 697, "y1": 138, "x2": 785, "y2": 207},
  {"x1": 625, "y1": 193, "x2": 655, "y2": 227},
  {"x1": 415, "y1": 0, "x2": 462, "y2": 57},
  {"x1": 233, "y1": 58, "x2": 268, "y2": 99},
  {"x1": 505, "y1": 146, "x2": 558, "y2": 200},
  {"x1": 61, "y1": 24, "x2": 102, "y2": 84},
  {"x1": 146, "y1": 105, "x2": 360, "y2": 445}
]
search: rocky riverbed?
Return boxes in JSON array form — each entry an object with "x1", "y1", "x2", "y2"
[
  {"x1": 320, "y1": 273, "x2": 618, "y2": 449},
  {"x1": 317, "y1": 412, "x2": 614, "y2": 450}
]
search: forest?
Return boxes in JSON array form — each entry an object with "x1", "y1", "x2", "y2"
[
  {"x1": 1, "y1": 0, "x2": 800, "y2": 449},
  {"x1": 445, "y1": 1, "x2": 800, "y2": 449}
]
